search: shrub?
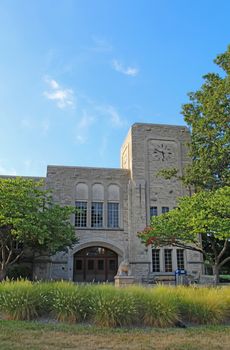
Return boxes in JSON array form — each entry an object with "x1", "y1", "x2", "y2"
[
  {"x1": 174, "y1": 286, "x2": 227, "y2": 324},
  {"x1": 6, "y1": 265, "x2": 32, "y2": 280},
  {"x1": 51, "y1": 281, "x2": 94, "y2": 323},
  {"x1": 35, "y1": 281, "x2": 58, "y2": 316},
  {"x1": 127, "y1": 285, "x2": 178, "y2": 328},
  {"x1": 91, "y1": 285, "x2": 137, "y2": 327},
  {"x1": 0, "y1": 280, "x2": 39, "y2": 320}
]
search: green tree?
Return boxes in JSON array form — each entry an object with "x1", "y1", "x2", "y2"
[
  {"x1": 138, "y1": 187, "x2": 230, "y2": 284},
  {"x1": 0, "y1": 177, "x2": 77, "y2": 281},
  {"x1": 150, "y1": 46, "x2": 230, "y2": 282},
  {"x1": 182, "y1": 45, "x2": 230, "y2": 190}
]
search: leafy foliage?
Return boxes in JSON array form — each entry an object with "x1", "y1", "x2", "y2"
[
  {"x1": 150, "y1": 47, "x2": 230, "y2": 282},
  {"x1": 182, "y1": 45, "x2": 230, "y2": 190},
  {"x1": 0, "y1": 281, "x2": 229, "y2": 326},
  {"x1": 0, "y1": 177, "x2": 77, "y2": 279},
  {"x1": 138, "y1": 187, "x2": 230, "y2": 281}
]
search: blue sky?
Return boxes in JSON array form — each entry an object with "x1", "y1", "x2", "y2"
[{"x1": 0, "y1": 0, "x2": 229, "y2": 176}]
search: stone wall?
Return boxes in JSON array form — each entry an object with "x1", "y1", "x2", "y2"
[
  {"x1": 45, "y1": 165, "x2": 130, "y2": 280},
  {"x1": 121, "y1": 123, "x2": 203, "y2": 280}
]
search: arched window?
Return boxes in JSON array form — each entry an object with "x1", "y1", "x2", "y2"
[
  {"x1": 76, "y1": 183, "x2": 88, "y2": 200},
  {"x1": 91, "y1": 184, "x2": 104, "y2": 227},
  {"x1": 108, "y1": 184, "x2": 120, "y2": 201},
  {"x1": 92, "y1": 183, "x2": 104, "y2": 201},
  {"x1": 75, "y1": 183, "x2": 88, "y2": 227},
  {"x1": 107, "y1": 184, "x2": 120, "y2": 228}
]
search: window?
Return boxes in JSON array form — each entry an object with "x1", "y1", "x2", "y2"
[
  {"x1": 91, "y1": 202, "x2": 103, "y2": 227},
  {"x1": 177, "y1": 249, "x2": 185, "y2": 270},
  {"x1": 109, "y1": 259, "x2": 117, "y2": 271},
  {"x1": 87, "y1": 260, "x2": 94, "y2": 270},
  {"x1": 152, "y1": 249, "x2": 160, "y2": 272},
  {"x1": 98, "y1": 260, "x2": 104, "y2": 270},
  {"x1": 162, "y1": 206, "x2": 169, "y2": 214},
  {"x1": 75, "y1": 202, "x2": 87, "y2": 227},
  {"x1": 75, "y1": 260, "x2": 82, "y2": 270},
  {"x1": 164, "y1": 249, "x2": 172, "y2": 272},
  {"x1": 150, "y1": 206, "x2": 158, "y2": 217},
  {"x1": 108, "y1": 203, "x2": 119, "y2": 228}
]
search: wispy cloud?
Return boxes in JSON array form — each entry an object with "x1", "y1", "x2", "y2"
[
  {"x1": 90, "y1": 36, "x2": 113, "y2": 53},
  {"x1": 43, "y1": 77, "x2": 75, "y2": 109},
  {"x1": 75, "y1": 111, "x2": 95, "y2": 144},
  {"x1": 96, "y1": 104, "x2": 126, "y2": 128},
  {"x1": 112, "y1": 59, "x2": 139, "y2": 77}
]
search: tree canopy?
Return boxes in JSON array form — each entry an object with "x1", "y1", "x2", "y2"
[
  {"x1": 139, "y1": 46, "x2": 230, "y2": 283},
  {"x1": 0, "y1": 177, "x2": 77, "y2": 280},
  {"x1": 182, "y1": 45, "x2": 230, "y2": 190},
  {"x1": 138, "y1": 186, "x2": 230, "y2": 282}
]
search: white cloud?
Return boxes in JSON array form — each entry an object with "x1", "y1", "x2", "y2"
[
  {"x1": 95, "y1": 104, "x2": 126, "y2": 128},
  {"x1": 49, "y1": 79, "x2": 59, "y2": 89},
  {"x1": 112, "y1": 60, "x2": 139, "y2": 77},
  {"x1": 43, "y1": 77, "x2": 75, "y2": 109}
]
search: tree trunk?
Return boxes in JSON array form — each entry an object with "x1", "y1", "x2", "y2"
[
  {"x1": 212, "y1": 264, "x2": 220, "y2": 285},
  {"x1": 0, "y1": 268, "x2": 7, "y2": 282}
]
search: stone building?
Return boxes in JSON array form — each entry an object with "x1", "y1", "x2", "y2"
[
  {"x1": 4, "y1": 123, "x2": 204, "y2": 282},
  {"x1": 31, "y1": 123, "x2": 203, "y2": 282}
]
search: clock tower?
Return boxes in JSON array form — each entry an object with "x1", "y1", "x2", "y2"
[{"x1": 120, "y1": 123, "x2": 203, "y2": 279}]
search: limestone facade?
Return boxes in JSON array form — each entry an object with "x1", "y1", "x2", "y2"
[{"x1": 5, "y1": 123, "x2": 204, "y2": 281}]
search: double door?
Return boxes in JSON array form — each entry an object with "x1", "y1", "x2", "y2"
[{"x1": 74, "y1": 247, "x2": 118, "y2": 282}]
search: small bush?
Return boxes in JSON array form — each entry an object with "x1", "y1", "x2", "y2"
[
  {"x1": 35, "y1": 281, "x2": 57, "y2": 316},
  {"x1": 0, "y1": 280, "x2": 39, "y2": 320},
  {"x1": 174, "y1": 286, "x2": 227, "y2": 324},
  {"x1": 128, "y1": 285, "x2": 178, "y2": 327},
  {"x1": 51, "y1": 281, "x2": 94, "y2": 323},
  {"x1": 91, "y1": 285, "x2": 137, "y2": 327}
]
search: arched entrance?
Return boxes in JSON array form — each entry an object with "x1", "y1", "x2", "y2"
[{"x1": 73, "y1": 246, "x2": 118, "y2": 282}]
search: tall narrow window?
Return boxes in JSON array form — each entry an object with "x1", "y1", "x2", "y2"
[
  {"x1": 164, "y1": 249, "x2": 172, "y2": 272},
  {"x1": 91, "y1": 202, "x2": 103, "y2": 227},
  {"x1": 152, "y1": 249, "x2": 160, "y2": 272},
  {"x1": 108, "y1": 203, "x2": 119, "y2": 228},
  {"x1": 177, "y1": 249, "x2": 185, "y2": 270},
  {"x1": 162, "y1": 206, "x2": 169, "y2": 214},
  {"x1": 150, "y1": 206, "x2": 158, "y2": 217},
  {"x1": 75, "y1": 202, "x2": 87, "y2": 227}
]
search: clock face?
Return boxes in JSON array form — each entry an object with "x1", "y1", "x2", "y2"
[{"x1": 152, "y1": 143, "x2": 174, "y2": 161}]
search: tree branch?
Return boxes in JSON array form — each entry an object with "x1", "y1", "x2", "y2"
[
  {"x1": 218, "y1": 256, "x2": 230, "y2": 269},
  {"x1": 217, "y1": 239, "x2": 229, "y2": 263},
  {"x1": 8, "y1": 251, "x2": 24, "y2": 266}
]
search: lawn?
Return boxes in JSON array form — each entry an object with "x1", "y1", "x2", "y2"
[{"x1": 0, "y1": 320, "x2": 229, "y2": 350}]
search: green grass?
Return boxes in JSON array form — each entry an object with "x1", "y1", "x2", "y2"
[{"x1": 0, "y1": 320, "x2": 229, "y2": 350}]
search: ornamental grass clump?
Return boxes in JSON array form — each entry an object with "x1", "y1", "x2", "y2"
[
  {"x1": 52, "y1": 281, "x2": 94, "y2": 323},
  {"x1": 174, "y1": 286, "x2": 227, "y2": 325},
  {"x1": 0, "y1": 279, "x2": 39, "y2": 320},
  {"x1": 128, "y1": 285, "x2": 178, "y2": 328},
  {"x1": 91, "y1": 285, "x2": 137, "y2": 327},
  {"x1": 35, "y1": 281, "x2": 58, "y2": 316}
]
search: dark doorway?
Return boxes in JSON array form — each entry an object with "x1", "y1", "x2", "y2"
[{"x1": 73, "y1": 246, "x2": 118, "y2": 282}]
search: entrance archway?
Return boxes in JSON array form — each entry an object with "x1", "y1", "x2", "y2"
[{"x1": 73, "y1": 246, "x2": 118, "y2": 282}]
